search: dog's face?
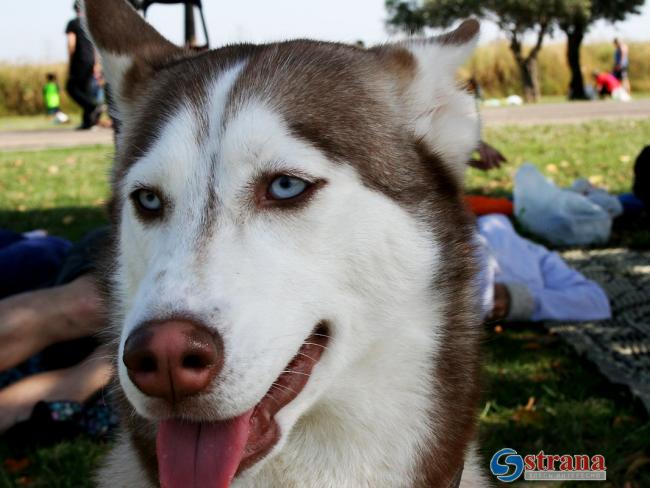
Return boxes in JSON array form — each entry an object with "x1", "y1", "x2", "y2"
[{"x1": 86, "y1": 1, "x2": 480, "y2": 486}]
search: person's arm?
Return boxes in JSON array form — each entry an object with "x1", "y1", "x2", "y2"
[{"x1": 67, "y1": 32, "x2": 76, "y2": 60}]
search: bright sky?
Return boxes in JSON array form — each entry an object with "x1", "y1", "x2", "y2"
[{"x1": 1, "y1": 0, "x2": 648, "y2": 63}]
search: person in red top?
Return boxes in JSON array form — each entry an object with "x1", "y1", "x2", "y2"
[{"x1": 593, "y1": 71, "x2": 621, "y2": 98}]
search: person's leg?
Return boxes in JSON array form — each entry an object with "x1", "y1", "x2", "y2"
[
  {"x1": 0, "y1": 346, "x2": 113, "y2": 433},
  {"x1": 623, "y1": 69, "x2": 631, "y2": 94},
  {"x1": 66, "y1": 78, "x2": 97, "y2": 128},
  {"x1": 66, "y1": 78, "x2": 89, "y2": 127},
  {"x1": 0, "y1": 274, "x2": 104, "y2": 372}
]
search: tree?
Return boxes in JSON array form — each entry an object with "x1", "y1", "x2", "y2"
[
  {"x1": 561, "y1": 0, "x2": 644, "y2": 100},
  {"x1": 386, "y1": 0, "x2": 575, "y2": 102},
  {"x1": 560, "y1": 2, "x2": 591, "y2": 100}
]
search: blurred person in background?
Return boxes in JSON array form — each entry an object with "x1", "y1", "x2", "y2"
[
  {"x1": 592, "y1": 70, "x2": 630, "y2": 101},
  {"x1": 43, "y1": 73, "x2": 69, "y2": 124},
  {"x1": 613, "y1": 38, "x2": 631, "y2": 94},
  {"x1": 66, "y1": 0, "x2": 100, "y2": 130}
]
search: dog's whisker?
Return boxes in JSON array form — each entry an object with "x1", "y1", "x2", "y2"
[
  {"x1": 282, "y1": 370, "x2": 311, "y2": 377},
  {"x1": 296, "y1": 352, "x2": 318, "y2": 362},
  {"x1": 263, "y1": 388, "x2": 282, "y2": 408},
  {"x1": 271, "y1": 382, "x2": 300, "y2": 397},
  {"x1": 263, "y1": 331, "x2": 327, "y2": 344},
  {"x1": 312, "y1": 333, "x2": 332, "y2": 339}
]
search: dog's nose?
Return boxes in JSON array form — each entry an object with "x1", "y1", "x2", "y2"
[{"x1": 123, "y1": 320, "x2": 222, "y2": 403}]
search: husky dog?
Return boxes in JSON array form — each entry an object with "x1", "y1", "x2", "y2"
[{"x1": 85, "y1": 0, "x2": 486, "y2": 486}]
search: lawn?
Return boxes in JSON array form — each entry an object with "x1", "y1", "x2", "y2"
[
  {"x1": 471, "y1": 119, "x2": 649, "y2": 196},
  {"x1": 0, "y1": 116, "x2": 82, "y2": 132},
  {"x1": 0, "y1": 145, "x2": 111, "y2": 241},
  {"x1": 0, "y1": 119, "x2": 649, "y2": 487}
]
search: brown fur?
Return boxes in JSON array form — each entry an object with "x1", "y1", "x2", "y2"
[
  {"x1": 435, "y1": 19, "x2": 480, "y2": 46},
  {"x1": 412, "y1": 145, "x2": 481, "y2": 487}
]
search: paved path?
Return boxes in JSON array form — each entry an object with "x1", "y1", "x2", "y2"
[
  {"x1": 1, "y1": 99, "x2": 649, "y2": 151},
  {"x1": 0, "y1": 127, "x2": 113, "y2": 151},
  {"x1": 482, "y1": 98, "x2": 650, "y2": 126}
]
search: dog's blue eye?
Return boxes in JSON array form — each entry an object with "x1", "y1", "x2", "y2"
[
  {"x1": 135, "y1": 189, "x2": 162, "y2": 211},
  {"x1": 268, "y1": 176, "x2": 309, "y2": 200}
]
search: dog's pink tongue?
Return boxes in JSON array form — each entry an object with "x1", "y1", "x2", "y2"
[{"x1": 156, "y1": 410, "x2": 253, "y2": 488}]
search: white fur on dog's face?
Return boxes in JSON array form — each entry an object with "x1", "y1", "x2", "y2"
[
  {"x1": 85, "y1": 2, "x2": 483, "y2": 484},
  {"x1": 116, "y1": 62, "x2": 439, "y2": 431}
]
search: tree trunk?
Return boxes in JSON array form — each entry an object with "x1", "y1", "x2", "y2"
[
  {"x1": 517, "y1": 57, "x2": 541, "y2": 103},
  {"x1": 565, "y1": 20, "x2": 587, "y2": 100},
  {"x1": 508, "y1": 24, "x2": 547, "y2": 103}
]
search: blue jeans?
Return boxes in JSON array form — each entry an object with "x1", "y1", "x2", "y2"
[{"x1": 0, "y1": 230, "x2": 72, "y2": 298}]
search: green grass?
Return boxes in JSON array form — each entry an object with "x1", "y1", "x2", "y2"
[
  {"x1": 0, "y1": 119, "x2": 649, "y2": 487},
  {"x1": 470, "y1": 119, "x2": 650, "y2": 196},
  {"x1": 480, "y1": 326, "x2": 650, "y2": 488},
  {"x1": 0, "y1": 439, "x2": 108, "y2": 488},
  {"x1": 0, "y1": 115, "x2": 82, "y2": 132},
  {"x1": 0, "y1": 145, "x2": 112, "y2": 240}
]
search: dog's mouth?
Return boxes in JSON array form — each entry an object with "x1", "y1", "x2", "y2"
[{"x1": 155, "y1": 324, "x2": 329, "y2": 488}]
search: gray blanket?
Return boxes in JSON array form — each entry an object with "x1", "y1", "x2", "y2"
[{"x1": 546, "y1": 248, "x2": 650, "y2": 412}]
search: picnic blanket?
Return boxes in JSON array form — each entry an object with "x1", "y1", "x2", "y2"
[{"x1": 546, "y1": 248, "x2": 650, "y2": 412}]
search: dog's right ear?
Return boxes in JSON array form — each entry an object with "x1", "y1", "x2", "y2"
[
  {"x1": 83, "y1": 0, "x2": 187, "y2": 118},
  {"x1": 371, "y1": 19, "x2": 481, "y2": 183}
]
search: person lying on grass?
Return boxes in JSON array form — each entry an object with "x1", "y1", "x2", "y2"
[
  {"x1": 478, "y1": 214, "x2": 611, "y2": 323},
  {"x1": 0, "y1": 274, "x2": 112, "y2": 434},
  {"x1": 467, "y1": 141, "x2": 610, "y2": 323},
  {"x1": 0, "y1": 229, "x2": 113, "y2": 435}
]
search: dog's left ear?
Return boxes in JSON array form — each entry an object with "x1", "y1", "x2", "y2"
[
  {"x1": 83, "y1": 0, "x2": 188, "y2": 119},
  {"x1": 372, "y1": 19, "x2": 481, "y2": 181}
]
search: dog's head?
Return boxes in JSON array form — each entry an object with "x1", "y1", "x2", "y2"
[{"x1": 86, "y1": 1, "x2": 481, "y2": 486}]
